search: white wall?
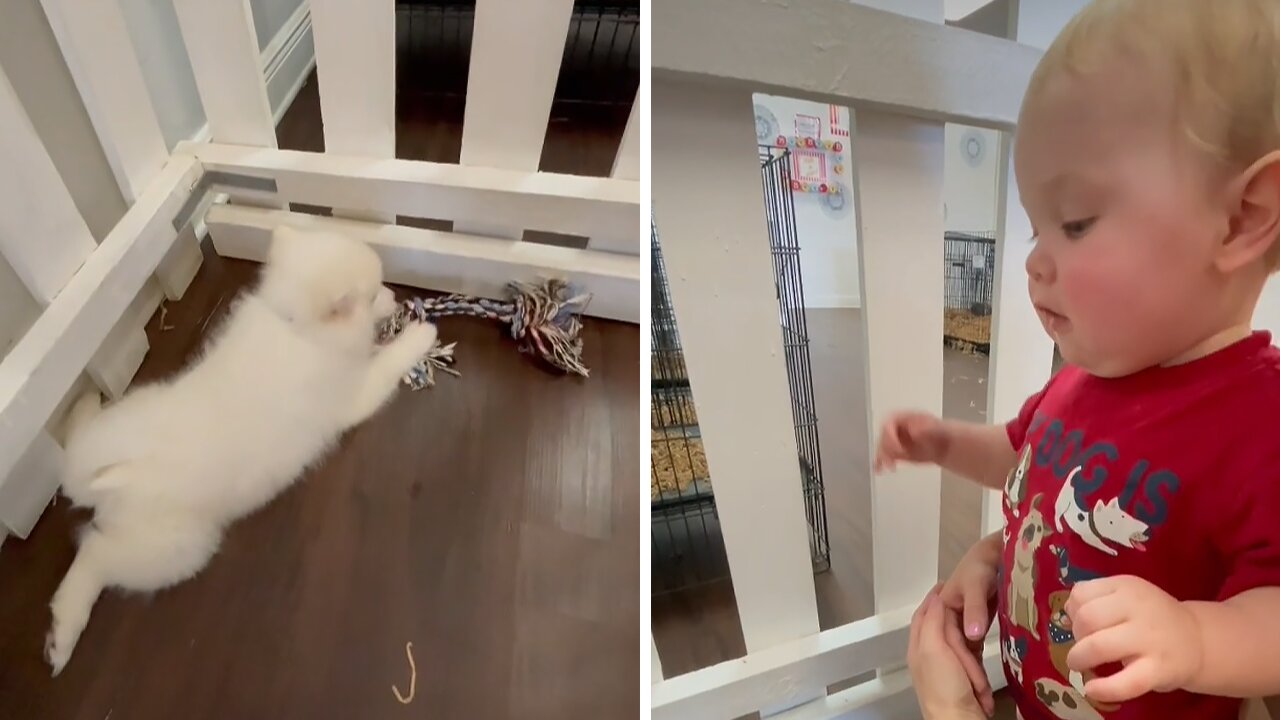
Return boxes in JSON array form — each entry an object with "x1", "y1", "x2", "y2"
[
  {"x1": 753, "y1": 93, "x2": 862, "y2": 308},
  {"x1": 943, "y1": 124, "x2": 1001, "y2": 233},
  {"x1": 749, "y1": 93, "x2": 1002, "y2": 309}
]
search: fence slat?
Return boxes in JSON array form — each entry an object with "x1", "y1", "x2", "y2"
[
  {"x1": 851, "y1": 108, "x2": 945, "y2": 613},
  {"x1": 0, "y1": 64, "x2": 97, "y2": 303},
  {"x1": 39, "y1": 0, "x2": 202, "y2": 300},
  {"x1": 0, "y1": 156, "x2": 201, "y2": 489},
  {"x1": 981, "y1": 0, "x2": 1086, "y2": 535},
  {"x1": 456, "y1": 0, "x2": 575, "y2": 238},
  {"x1": 174, "y1": 0, "x2": 276, "y2": 148},
  {"x1": 204, "y1": 204, "x2": 639, "y2": 323},
  {"x1": 0, "y1": 64, "x2": 146, "y2": 399},
  {"x1": 652, "y1": 634, "x2": 664, "y2": 684},
  {"x1": 0, "y1": 431, "x2": 63, "y2": 539},
  {"x1": 652, "y1": 0, "x2": 1040, "y2": 131},
  {"x1": 651, "y1": 79, "x2": 820, "y2": 654},
  {"x1": 178, "y1": 143, "x2": 639, "y2": 247},
  {"x1": 308, "y1": 0, "x2": 394, "y2": 221},
  {"x1": 38, "y1": 0, "x2": 166, "y2": 204},
  {"x1": 612, "y1": 93, "x2": 641, "y2": 181}
]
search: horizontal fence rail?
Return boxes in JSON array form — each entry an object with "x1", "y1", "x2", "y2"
[{"x1": 0, "y1": 157, "x2": 202, "y2": 487}]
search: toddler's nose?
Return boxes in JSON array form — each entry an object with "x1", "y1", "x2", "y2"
[{"x1": 1025, "y1": 240, "x2": 1054, "y2": 284}]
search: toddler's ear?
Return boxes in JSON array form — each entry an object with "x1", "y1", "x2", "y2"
[{"x1": 1220, "y1": 150, "x2": 1280, "y2": 272}]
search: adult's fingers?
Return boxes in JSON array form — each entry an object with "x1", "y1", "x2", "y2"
[{"x1": 909, "y1": 584, "x2": 945, "y2": 661}]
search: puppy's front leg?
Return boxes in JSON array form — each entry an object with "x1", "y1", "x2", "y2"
[{"x1": 347, "y1": 322, "x2": 437, "y2": 427}]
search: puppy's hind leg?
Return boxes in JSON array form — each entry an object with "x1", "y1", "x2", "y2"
[
  {"x1": 45, "y1": 520, "x2": 220, "y2": 676},
  {"x1": 347, "y1": 322, "x2": 438, "y2": 427},
  {"x1": 45, "y1": 529, "x2": 108, "y2": 676}
]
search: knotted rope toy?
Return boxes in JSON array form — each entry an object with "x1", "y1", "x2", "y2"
[{"x1": 376, "y1": 279, "x2": 592, "y2": 390}]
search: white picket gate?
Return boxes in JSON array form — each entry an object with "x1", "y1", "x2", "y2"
[
  {"x1": 649, "y1": 1, "x2": 1069, "y2": 717},
  {"x1": 0, "y1": 0, "x2": 640, "y2": 541}
]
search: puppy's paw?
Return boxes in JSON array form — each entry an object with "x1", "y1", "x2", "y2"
[
  {"x1": 44, "y1": 623, "x2": 70, "y2": 677},
  {"x1": 392, "y1": 322, "x2": 438, "y2": 366}
]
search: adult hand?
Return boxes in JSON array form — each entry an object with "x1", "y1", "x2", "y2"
[{"x1": 909, "y1": 588, "x2": 993, "y2": 720}]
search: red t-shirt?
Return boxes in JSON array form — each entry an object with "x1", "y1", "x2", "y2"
[{"x1": 997, "y1": 331, "x2": 1280, "y2": 720}]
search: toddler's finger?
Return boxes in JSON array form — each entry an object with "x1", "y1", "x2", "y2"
[
  {"x1": 1083, "y1": 656, "x2": 1158, "y2": 704},
  {"x1": 943, "y1": 607, "x2": 991, "y2": 705},
  {"x1": 1066, "y1": 623, "x2": 1136, "y2": 673},
  {"x1": 1068, "y1": 593, "x2": 1127, "y2": 639},
  {"x1": 962, "y1": 590, "x2": 990, "y2": 641},
  {"x1": 1066, "y1": 577, "x2": 1119, "y2": 617}
]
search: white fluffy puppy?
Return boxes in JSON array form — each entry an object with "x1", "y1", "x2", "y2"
[{"x1": 44, "y1": 226, "x2": 435, "y2": 675}]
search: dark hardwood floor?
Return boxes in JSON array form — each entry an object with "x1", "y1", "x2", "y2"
[{"x1": 0, "y1": 71, "x2": 639, "y2": 719}]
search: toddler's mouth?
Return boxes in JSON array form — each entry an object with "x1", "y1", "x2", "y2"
[{"x1": 1035, "y1": 304, "x2": 1069, "y2": 331}]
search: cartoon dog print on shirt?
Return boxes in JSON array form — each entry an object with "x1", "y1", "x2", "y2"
[
  {"x1": 1048, "y1": 543, "x2": 1104, "y2": 586},
  {"x1": 1008, "y1": 494, "x2": 1048, "y2": 640},
  {"x1": 1046, "y1": 590, "x2": 1120, "y2": 713},
  {"x1": 1035, "y1": 678, "x2": 1104, "y2": 720},
  {"x1": 1003, "y1": 633, "x2": 1028, "y2": 684},
  {"x1": 1005, "y1": 444, "x2": 1032, "y2": 518},
  {"x1": 1054, "y1": 466, "x2": 1151, "y2": 556}
]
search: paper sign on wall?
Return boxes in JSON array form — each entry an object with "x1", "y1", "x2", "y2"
[{"x1": 795, "y1": 114, "x2": 821, "y2": 139}]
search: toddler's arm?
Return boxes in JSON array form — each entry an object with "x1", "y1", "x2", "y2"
[
  {"x1": 935, "y1": 420, "x2": 1017, "y2": 491},
  {"x1": 1182, "y1": 587, "x2": 1280, "y2": 697}
]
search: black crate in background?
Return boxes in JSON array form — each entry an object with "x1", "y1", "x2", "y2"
[
  {"x1": 395, "y1": 0, "x2": 639, "y2": 105},
  {"x1": 650, "y1": 148, "x2": 832, "y2": 596}
]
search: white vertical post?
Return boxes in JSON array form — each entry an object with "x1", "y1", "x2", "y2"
[
  {"x1": 308, "y1": 0, "x2": 395, "y2": 221},
  {"x1": 980, "y1": 0, "x2": 1085, "y2": 535},
  {"x1": 0, "y1": 431, "x2": 64, "y2": 539},
  {"x1": 652, "y1": 634, "x2": 664, "y2": 684},
  {"x1": 652, "y1": 79, "x2": 821, "y2": 658},
  {"x1": 174, "y1": 0, "x2": 277, "y2": 148},
  {"x1": 852, "y1": 108, "x2": 946, "y2": 614},
  {"x1": 457, "y1": 0, "x2": 575, "y2": 238},
  {"x1": 612, "y1": 93, "x2": 641, "y2": 181},
  {"x1": 589, "y1": 92, "x2": 642, "y2": 254},
  {"x1": 0, "y1": 64, "x2": 143, "y2": 399},
  {"x1": 39, "y1": 0, "x2": 201, "y2": 299},
  {"x1": 849, "y1": 0, "x2": 946, "y2": 616}
]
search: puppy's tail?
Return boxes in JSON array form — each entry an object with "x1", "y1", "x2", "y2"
[{"x1": 45, "y1": 529, "x2": 107, "y2": 676}]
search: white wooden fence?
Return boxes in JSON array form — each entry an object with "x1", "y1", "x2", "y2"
[
  {"x1": 648, "y1": 1, "x2": 1078, "y2": 717},
  {"x1": 0, "y1": 0, "x2": 640, "y2": 541}
]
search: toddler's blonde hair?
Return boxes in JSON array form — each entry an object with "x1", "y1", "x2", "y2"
[{"x1": 1027, "y1": 0, "x2": 1280, "y2": 266}]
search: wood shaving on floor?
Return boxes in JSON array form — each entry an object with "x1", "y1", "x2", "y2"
[{"x1": 392, "y1": 641, "x2": 416, "y2": 705}]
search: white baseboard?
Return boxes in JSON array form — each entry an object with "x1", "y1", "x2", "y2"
[{"x1": 188, "y1": 4, "x2": 315, "y2": 142}]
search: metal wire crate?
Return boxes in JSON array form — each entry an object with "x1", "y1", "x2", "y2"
[
  {"x1": 943, "y1": 230, "x2": 996, "y2": 354},
  {"x1": 651, "y1": 148, "x2": 831, "y2": 595}
]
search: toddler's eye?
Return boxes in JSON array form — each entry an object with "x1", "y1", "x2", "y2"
[{"x1": 1062, "y1": 217, "x2": 1097, "y2": 239}]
